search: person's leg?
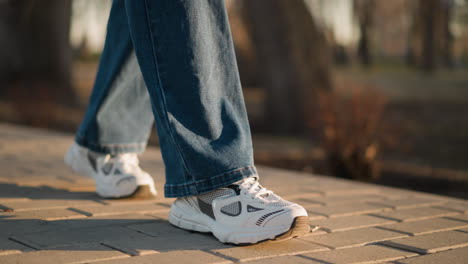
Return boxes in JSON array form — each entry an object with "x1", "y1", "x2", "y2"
[
  {"x1": 124, "y1": 0, "x2": 256, "y2": 198},
  {"x1": 66, "y1": 0, "x2": 156, "y2": 198},
  {"x1": 123, "y1": 0, "x2": 310, "y2": 245},
  {"x1": 76, "y1": 4, "x2": 153, "y2": 154}
]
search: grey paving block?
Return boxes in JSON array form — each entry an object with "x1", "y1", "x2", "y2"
[
  {"x1": 308, "y1": 202, "x2": 390, "y2": 218},
  {"x1": 126, "y1": 220, "x2": 192, "y2": 237},
  {"x1": 102, "y1": 232, "x2": 229, "y2": 256},
  {"x1": 446, "y1": 213, "x2": 468, "y2": 223},
  {"x1": 243, "y1": 255, "x2": 321, "y2": 264},
  {"x1": 0, "y1": 219, "x2": 54, "y2": 236},
  {"x1": 0, "y1": 243, "x2": 128, "y2": 264},
  {"x1": 310, "y1": 214, "x2": 396, "y2": 232},
  {"x1": 394, "y1": 247, "x2": 468, "y2": 264},
  {"x1": 371, "y1": 207, "x2": 460, "y2": 222},
  {"x1": 0, "y1": 238, "x2": 34, "y2": 256},
  {"x1": 302, "y1": 244, "x2": 418, "y2": 264},
  {"x1": 49, "y1": 213, "x2": 158, "y2": 230},
  {"x1": 88, "y1": 250, "x2": 231, "y2": 264},
  {"x1": 11, "y1": 226, "x2": 150, "y2": 249},
  {"x1": 304, "y1": 184, "x2": 380, "y2": 197},
  {"x1": 306, "y1": 194, "x2": 386, "y2": 206},
  {"x1": 381, "y1": 230, "x2": 468, "y2": 254},
  {"x1": 376, "y1": 217, "x2": 468, "y2": 235},
  {"x1": 3, "y1": 208, "x2": 88, "y2": 220},
  {"x1": 0, "y1": 199, "x2": 102, "y2": 212},
  {"x1": 435, "y1": 202, "x2": 468, "y2": 214},
  {"x1": 370, "y1": 197, "x2": 445, "y2": 209},
  {"x1": 210, "y1": 239, "x2": 327, "y2": 262},
  {"x1": 71, "y1": 202, "x2": 169, "y2": 217},
  {"x1": 300, "y1": 227, "x2": 407, "y2": 249}
]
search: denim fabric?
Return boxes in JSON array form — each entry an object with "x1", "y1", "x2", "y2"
[{"x1": 76, "y1": 0, "x2": 257, "y2": 197}]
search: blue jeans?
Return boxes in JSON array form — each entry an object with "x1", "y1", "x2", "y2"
[{"x1": 76, "y1": 0, "x2": 257, "y2": 198}]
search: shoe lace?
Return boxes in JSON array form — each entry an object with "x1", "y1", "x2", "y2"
[{"x1": 239, "y1": 177, "x2": 275, "y2": 201}]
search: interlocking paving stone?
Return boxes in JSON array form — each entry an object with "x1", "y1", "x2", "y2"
[
  {"x1": 310, "y1": 214, "x2": 396, "y2": 232},
  {"x1": 301, "y1": 244, "x2": 418, "y2": 264},
  {"x1": 300, "y1": 227, "x2": 407, "y2": 249},
  {"x1": 304, "y1": 208, "x2": 328, "y2": 220},
  {"x1": 102, "y1": 232, "x2": 229, "y2": 256},
  {"x1": 0, "y1": 239, "x2": 34, "y2": 256},
  {"x1": 0, "y1": 219, "x2": 56, "y2": 236},
  {"x1": 88, "y1": 250, "x2": 231, "y2": 264},
  {"x1": 71, "y1": 202, "x2": 169, "y2": 217},
  {"x1": 435, "y1": 202, "x2": 468, "y2": 214},
  {"x1": 2, "y1": 124, "x2": 468, "y2": 264},
  {"x1": 380, "y1": 230, "x2": 468, "y2": 254},
  {"x1": 48, "y1": 214, "x2": 158, "y2": 230},
  {"x1": 303, "y1": 184, "x2": 381, "y2": 197},
  {"x1": 308, "y1": 202, "x2": 390, "y2": 218},
  {"x1": 243, "y1": 255, "x2": 321, "y2": 264},
  {"x1": 11, "y1": 226, "x2": 150, "y2": 249},
  {"x1": 209, "y1": 240, "x2": 327, "y2": 262},
  {"x1": 126, "y1": 220, "x2": 193, "y2": 237},
  {"x1": 371, "y1": 207, "x2": 460, "y2": 222},
  {"x1": 446, "y1": 213, "x2": 468, "y2": 223},
  {"x1": 306, "y1": 194, "x2": 387, "y2": 206},
  {"x1": 2, "y1": 208, "x2": 88, "y2": 220},
  {"x1": 370, "y1": 197, "x2": 445, "y2": 209},
  {"x1": 0, "y1": 243, "x2": 128, "y2": 264},
  {"x1": 0, "y1": 199, "x2": 102, "y2": 212},
  {"x1": 394, "y1": 247, "x2": 468, "y2": 264},
  {"x1": 376, "y1": 217, "x2": 468, "y2": 235}
]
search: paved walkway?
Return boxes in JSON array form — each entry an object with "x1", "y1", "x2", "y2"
[{"x1": 0, "y1": 123, "x2": 467, "y2": 264}]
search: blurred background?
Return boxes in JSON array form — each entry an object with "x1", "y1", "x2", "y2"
[{"x1": 1, "y1": 0, "x2": 467, "y2": 198}]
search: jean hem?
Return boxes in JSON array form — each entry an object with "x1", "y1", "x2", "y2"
[
  {"x1": 75, "y1": 135, "x2": 146, "y2": 154},
  {"x1": 164, "y1": 165, "x2": 257, "y2": 198}
]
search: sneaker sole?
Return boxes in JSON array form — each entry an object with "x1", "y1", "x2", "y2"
[
  {"x1": 169, "y1": 202, "x2": 310, "y2": 245},
  {"x1": 232, "y1": 216, "x2": 311, "y2": 246}
]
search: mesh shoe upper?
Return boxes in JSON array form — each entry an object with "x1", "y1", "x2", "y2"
[
  {"x1": 181, "y1": 176, "x2": 306, "y2": 228},
  {"x1": 65, "y1": 143, "x2": 156, "y2": 198}
]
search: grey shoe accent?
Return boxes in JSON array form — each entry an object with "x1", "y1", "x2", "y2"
[
  {"x1": 221, "y1": 201, "x2": 242, "y2": 216},
  {"x1": 256, "y1": 209, "x2": 284, "y2": 226},
  {"x1": 87, "y1": 153, "x2": 97, "y2": 172},
  {"x1": 197, "y1": 197, "x2": 216, "y2": 220},
  {"x1": 247, "y1": 205, "x2": 264, "y2": 212}
]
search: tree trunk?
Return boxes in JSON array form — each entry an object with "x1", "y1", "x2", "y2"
[
  {"x1": 354, "y1": 0, "x2": 374, "y2": 67},
  {"x1": 413, "y1": 0, "x2": 454, "y2": 72},
  {"x1": 0, "y1": 0, "x2": 77, "y2": 126},
  {"x1": 421, "y1": 0, "x2": 438, "y2": 72},
  {"x1": 241, "y1": 0, "x2": 333, "y2": 135}
]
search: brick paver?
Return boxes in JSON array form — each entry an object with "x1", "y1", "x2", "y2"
[
  {"x1": 370, "y1": 206, "x2": 460, "y2": 222},
  {"x1": 370, "y1": 197, "x2": 445, "y2": 209},
  {"x1": 0, "y1": 239, "x2": 34, "y2": 256},
  {"x1": 89, "y1": 250, "x2": 232, "y2": 264},
  {"x1": 310, "y1": 214, "x2": 396, "y2": 232},
  {"x1": 209, "y1": 240, "x2": 327, "y2": 262},
  {"x1": 381, "y1": 230, "x2": 468, "y2": 254},
  {"x1": 435, "y1": 202, "x2": 468, "y2": 213},
  {"x1": 1, "y1": 123, "x2": 468, "y2": 264},
  {"x1": 376, "y1": 217, "x2": 468, "y2": 235},
  {"x1": 0, "y1": 243, "x2": 128, "y2": 264},
  {"x1": 300, "y1": 227, "x2": 407, "y2": 249},
  {"x1": 308, "y1": 202, "x2": 390, "y2": 218},
  {"x1": 301, "y1": 244, "x2": 418, "y2": 264},
  {"x1": 394, "y1": 247, "x2": 468, "y2": 264}
]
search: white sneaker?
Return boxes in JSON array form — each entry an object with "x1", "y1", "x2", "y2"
[
  {"x1": 64, "y1": 143, "x2": 157, "y2": 198},
  {"x1": 169, "y1": 176, "x2": 310, "y2": 245}
]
